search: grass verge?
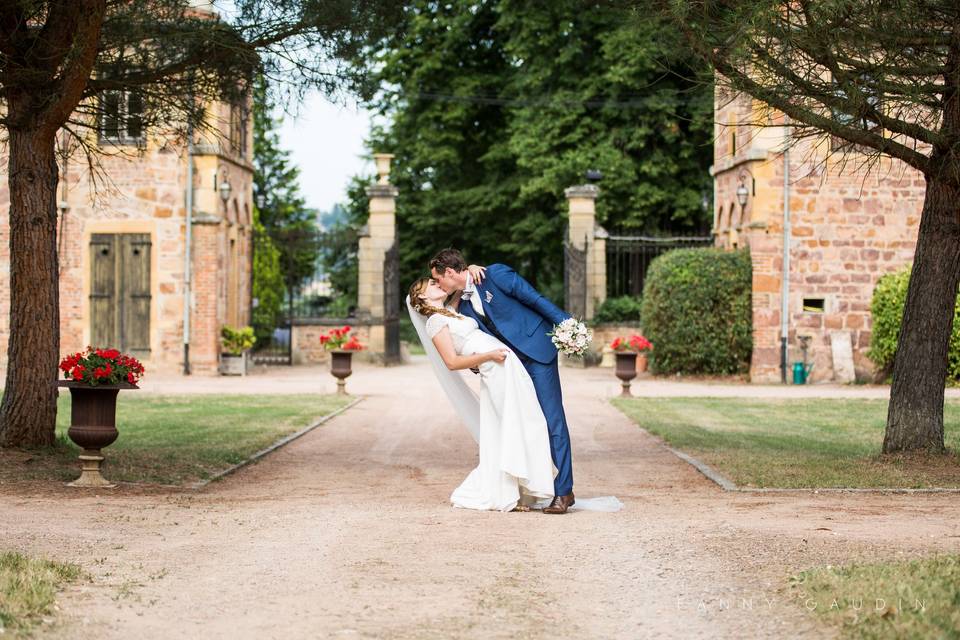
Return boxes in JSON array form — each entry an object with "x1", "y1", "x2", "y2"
[
  {"x1": 792, "y1": 555, "x2": 960, "y2": 639},
  {"x1": 0, "y1": 394, "x2": 354, "y2": 486},
  {"x1": 611, "y1": 397, "x2": 960, "y2": 488},
  {"x1": 0, "y1": 551, "x2": 83, "y2": 636}
]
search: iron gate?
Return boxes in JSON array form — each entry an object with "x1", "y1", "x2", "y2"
[
  {"x1": 383, "y1": 241, "x2": 401, "y2": 364},
  {"x1": 606, "y1": 232, "x2": 713, "y2": 298},
  {"x1": 564, "y1": 242, "x2": 587, "y2": 320},
  {"x1": 251, "y1": 226, "x2": 354, "y2": 365}
]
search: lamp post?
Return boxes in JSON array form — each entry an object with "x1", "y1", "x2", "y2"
[
  {"x1": 218, "y1": 174, "x2": 232, "y2": 207},
  {"x1": 736, "y1": 168, "x2": 754, "y2": 212}
]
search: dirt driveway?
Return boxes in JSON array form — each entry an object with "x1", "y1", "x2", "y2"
[{"x1": 3, "y1": 361, "x2": 959, "y2": 639}]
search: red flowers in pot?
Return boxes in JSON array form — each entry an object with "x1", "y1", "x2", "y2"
[{"x1": 60, "y1": 347, "x2": 145, "y2": 386}]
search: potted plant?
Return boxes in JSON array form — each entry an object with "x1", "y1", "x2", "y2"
[
  {"x1": 610, "y1": 334, "x2": 654, "y2": 397},
  {"x1": 220, "y1": 326, "x2": 256, "y2": 376},
  {"x1": 57, "y1": 347, "x2": 145, "y2": 487},
  {"x1": 320, "y1": 326, "x2": 365, "y2": 395}
]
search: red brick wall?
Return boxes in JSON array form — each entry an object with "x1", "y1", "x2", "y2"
[{"x1": 713, "y1": 90, "x2": 924, "y2": 382}]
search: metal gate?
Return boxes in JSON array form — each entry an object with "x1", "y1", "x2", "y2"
[
  {"x1": 251, "y1": 226, "x2": 350, "y2": 365},
  {"x1": 382, "y1": 241, "x2": 401, "y2": 364},
  {"x1": 606, "y1": 232, "x2": 713, "y2": 298},
  {"x1": 563, "y1": 242, "x2": 587, "y2": 320}
]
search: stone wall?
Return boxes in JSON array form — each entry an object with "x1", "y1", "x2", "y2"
[
  {"x1": 0, "y1": 97, "x2": 253, "y2": 377},
  {"x1": 712, "y1": 89, "x2": 923, "y2": 382},
  {"x1": 291, "y1": 321, "x2": 372, "y2": 365}
]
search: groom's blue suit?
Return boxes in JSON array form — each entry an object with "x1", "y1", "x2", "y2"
[{"x1": 458, "y1": 264, "x2": 574, "y2": 496}]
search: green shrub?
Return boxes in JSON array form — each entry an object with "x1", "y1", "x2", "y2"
[
  {"x1": 868, "y1": 266, "x2": 960, "y2": 382},
  {"x1": 593, "y1": 296, "x2": 643, "y2": 324},
  {"x1": 640, "y1": 247, "x2": 752, "y2": 375},
  {"x1": 220, "y1": 326, "x2": 256, "y2": 356}
]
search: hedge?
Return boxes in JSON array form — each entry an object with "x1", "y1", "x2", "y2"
[
  {"x1": 640, "y1": 247, "x2": 752, "y2": 375},
  {"x1": 593, "y1": 295, "x2": 643, "y2": 324},
  {"x1": 868, "y1": 266, "x2": 960, "y2": 382}
]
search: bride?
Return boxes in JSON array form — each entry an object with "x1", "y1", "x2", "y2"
[{"x1": 407, "y1": 276, "x2": 556, "y2": 512}]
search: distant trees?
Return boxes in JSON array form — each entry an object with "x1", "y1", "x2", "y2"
[{"x1": 347, "y1": 0, "x2": 714, "y2": 299}]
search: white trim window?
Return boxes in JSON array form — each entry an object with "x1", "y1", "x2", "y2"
[{"x1": 99, "y1": 90, "x2": 145, "y2": 145}]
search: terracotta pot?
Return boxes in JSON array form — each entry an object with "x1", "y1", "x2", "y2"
[
  {"x1": 637, "y1": 353, "x2": 649, "y2": 373},
  {"x1": 330, "y1": 350, "x2": 354, "y2": 395},
  {"x1": 614, "y1": 352, "x2": 638, "y2": 397},
  {"x1": 58, "y1": 381, "x2": 138, "y2": 488}
]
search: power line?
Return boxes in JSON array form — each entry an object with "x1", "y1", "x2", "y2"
[{"x1": 408, "y1": 91, "x2": 666, "y2": 109}]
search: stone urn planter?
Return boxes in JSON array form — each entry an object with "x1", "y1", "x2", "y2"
[
  {"x1": 58, "y1": 381, "x2": 138, "y2": 488},
  {"x1": 330, "y1": 351, "x2": 354, "y2": 395},
  {"x1": 615, "y1": 352, "x2": 638, "y2": 397}
]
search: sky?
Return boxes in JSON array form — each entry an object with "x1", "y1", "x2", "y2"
[{"x1": 277, "y1": 90, "x2": 375, "y2": 215}]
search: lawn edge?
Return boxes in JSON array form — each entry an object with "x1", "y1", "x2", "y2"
[
  {"x1": 610, "y1": 399, "x2": 960, "y2": 494},
  {"x1": 189, "y1": 395, "x2": 364, "y2": 490}
]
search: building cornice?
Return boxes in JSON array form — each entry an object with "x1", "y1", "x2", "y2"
[{"x1": 709, "y1": 149, "x2": 770, "y2": 176}]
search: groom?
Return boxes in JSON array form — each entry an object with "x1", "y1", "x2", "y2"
[{"x1": 430, "y1": 248, "x2": 575, "y2": 514}]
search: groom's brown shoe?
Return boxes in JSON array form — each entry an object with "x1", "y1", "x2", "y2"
[{"x1": 543, "y1": 493, "x2": 575, "y2": 514}]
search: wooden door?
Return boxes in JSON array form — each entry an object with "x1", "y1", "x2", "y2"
[
  {"x1": 89, "y1": 233, "x2": 151, "y2": 353},
  {"x1": 89, "y1": 234, "x2": 117, "y2": 348}
]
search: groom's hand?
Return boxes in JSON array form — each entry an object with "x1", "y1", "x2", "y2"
[{"x1": 467, "y1": 264, "x2": 486, "y2": 284}]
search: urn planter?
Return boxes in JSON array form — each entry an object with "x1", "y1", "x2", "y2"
[
  {"x1": 614, "y1": 352, "x2": 638, "y2": 397},
  {"x1": 330, "y1": 351, "x2": 354, "y2": 395},
  {"x1": 58, "y1": 381, "x2": 138, "y2": 488}
]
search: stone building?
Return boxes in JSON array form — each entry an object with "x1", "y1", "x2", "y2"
[
  {"x1": 711, "y1": 90, "x2": 924, "y2": 383},
  {"x1": 0, "y1": 95, "x2": 254, "y2": 376}
]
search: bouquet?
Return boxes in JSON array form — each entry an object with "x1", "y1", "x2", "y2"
[
  {"x1": 60, "y1": 347, "x2": 145, "y2": 386},
  {"x1": 611, "y1": 334, "x2": 653, "y2": 353},
  {"x1": 320, "y1": 326, "x2": 366, "y2": 351},
  {"x1": 549, "y1": 318, "x2": 593, "y2": 357}
]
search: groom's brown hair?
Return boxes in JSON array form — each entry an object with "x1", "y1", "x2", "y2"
[{"x1": 429, "y1": 248, "x2": 466, "y2": 274}]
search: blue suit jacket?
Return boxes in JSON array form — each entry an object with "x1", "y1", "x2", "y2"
[{"x1": 459, "y1": 263, "x2": 571, "y2": 364}]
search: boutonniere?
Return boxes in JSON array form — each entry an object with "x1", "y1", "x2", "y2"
[{"x1": 485, "y1": 290, "x2": 494, "y2": 303}]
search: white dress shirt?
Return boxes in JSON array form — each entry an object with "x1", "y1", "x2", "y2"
[{"x1": 463, "y1": 274, "x2": 485, "y2": 316}]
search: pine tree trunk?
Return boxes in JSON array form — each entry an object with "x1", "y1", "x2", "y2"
[
  {"x1": 883, "y1": 175, "x2": 960, "y2": 453},
  {"x1": 0, "y1": 128, "x2": 61, "y2": 448}
]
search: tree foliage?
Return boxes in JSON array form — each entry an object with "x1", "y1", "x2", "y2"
[
  {"x1": 348, "y1": 0, "x2": 713, "y2": 299},
  {"x1": 252, "y1": 74, "x2": 321, "y2": 295},
  {"x1": 664, "y1": 0, "x2": 960, "y2": 453}
]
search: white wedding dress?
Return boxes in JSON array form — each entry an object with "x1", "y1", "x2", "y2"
[{"x1": 424, "y1": 311, "x2": 556, "y2": 512}]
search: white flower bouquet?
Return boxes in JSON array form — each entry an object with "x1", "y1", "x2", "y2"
[{"x1": 548, "y1": 318, "x2": 593, "y2": 357}]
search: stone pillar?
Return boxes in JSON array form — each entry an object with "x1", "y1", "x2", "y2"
[
  {"x1": 356, "y1": 153, "x2": 398, "y2": 357},
  {"x1": 564, "y1": 184, "x2": 606, "y2": 320}
]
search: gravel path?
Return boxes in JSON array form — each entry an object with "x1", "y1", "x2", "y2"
[{"x1": 3, "y1": 361, "x2": 960, "y2": 639}]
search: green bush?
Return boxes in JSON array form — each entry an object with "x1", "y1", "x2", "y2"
[
  {"x1": 640, "y1": 247, "x2": 752, "y2": 375},
  {"x1": 868, "y1": 266, "x2": 960, "y2": 381},
  {"x1": 220, "y1": 326, "x2": 256, "y2": 356},
  {"x1": 593, "y1": 296, "x2": 643, "y2": 324}
]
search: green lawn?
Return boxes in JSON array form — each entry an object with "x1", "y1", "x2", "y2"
[
  {"x1": 611, "y1": 397, "x2": 960, "y2": 488},
  {"x1": 793, "y1": 555, "x2": 960, "y2": 639},
  {"x1": 0, "y1": 394, "x2": 354, "y2": 486},
  {"x1": 0, "y1": 551, "x2": 83, "y2": 637}
]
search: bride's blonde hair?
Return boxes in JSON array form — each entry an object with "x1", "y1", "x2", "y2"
[{"x1": 408, "y1": 278, "x2": 459, "y2": 319}]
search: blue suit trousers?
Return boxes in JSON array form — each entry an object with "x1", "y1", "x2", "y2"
[{"x1": 517, "y1": 353, "x2": 573, "y2": 496}]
